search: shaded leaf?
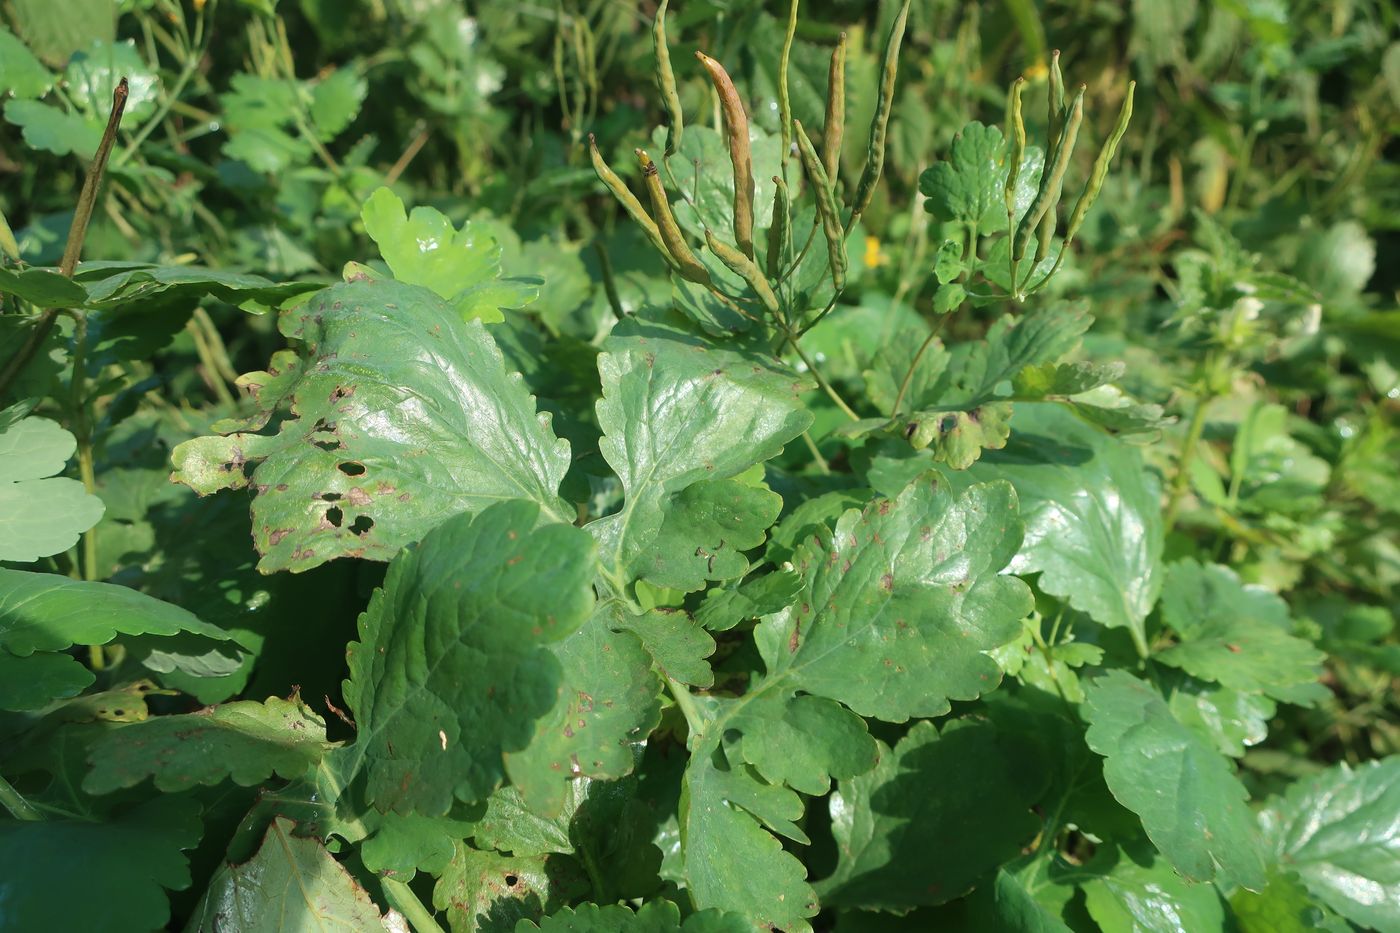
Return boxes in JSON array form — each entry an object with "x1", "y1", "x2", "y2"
[{"x1": 0, "y1": 416, "x2": 104, "y2": 562}]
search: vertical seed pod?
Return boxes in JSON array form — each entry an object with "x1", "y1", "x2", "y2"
[
  {"x1": 767, "y1": 175, "x2": 793, "y2": 281},
  {"x1": 589, "y1": 134, "x2": 674, "y2": 269},
  {"x1": 849, "y1": 0, "x2": 911, "y2": 228},
  {"x1": 794, "y1": 119, "x2": 848, "y2": 292},
  {"x1": 705, "y1": 228, "x2": 782, "y2": 317},
  {"x1": 1034, "y1": 85, "x2": 1085, "y2": 263},
  {"x1": 1063, "y1": 81, "x2": 1135, "y2": 245},
  {"x1": 653, "y1": 0, "x2": 684, "y2": 156},
  {"x1": 696, "y1": 52, "x2": 755, "y2": 260},
  {"x1": 1036, "y1": 50, "x2": 1066, "y2": 259},
  {"x1": 1003, "y1": 76, "x2": 1027, "y2": 225},
  {"x1": 822, "y1": 32, "x2": 847, "y2": 181},
  {"x1": 778, "y1": 0, "x2": 799, "y2": 157},
  {"x1": 637, "y1": 148, "x2": 713, "y2": 286},
  {"x1": 1012, "y1": 86, "x2": 1085, "y2": 263}
]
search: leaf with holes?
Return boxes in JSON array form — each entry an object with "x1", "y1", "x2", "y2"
[{"x1": 171, "y1": 277, "x2": 572, "y2": 572}]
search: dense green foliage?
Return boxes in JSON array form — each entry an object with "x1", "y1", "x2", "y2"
[{"x1": 1, "y1": 0, "x2": 1397, "y2": 930}]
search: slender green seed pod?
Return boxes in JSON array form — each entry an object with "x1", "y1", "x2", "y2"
[
  {"x1": 696, "y1": 52, "x2": 755, "y2": 260},
  {"x1": 794, "y1": 119, "x2": 847, "y2": 292},
  {"x1": 822, "y1": 32, "x2": 847, "y2": 181},
  {"x1": 778, "y1": 0, "x2": 799, "y2": 157},
  {"x1": 850, "y1": 0, "x2": 910, "y2": 227},
  {"x1": 1004, "y1": 77, "x2": 1027, "y2": 223},
  {"x1": 589, "y1": 134, "x2": 674, "y2": 269},
  {"x1": 1037, "y1": 50, "x2": 1066, "y2": 259},
  {"x1": 637, "y1": 148, "x2": 713, "y2": 286},
  {"x1": 1064, "y1": 81, "x2": 1135, "y2": 245},
  {"x1": 1012, "y1": 86, "x2": 1085, "y2": 263},
  {"x1": 767, "y1": 175, "x2": 793, "y2": 281},
  {"x1": 705, "y1": 228, "x2": 781, "y2": 317},
  {"x1": 653, "y1": 0, "x2": 684, "y2": 156}
]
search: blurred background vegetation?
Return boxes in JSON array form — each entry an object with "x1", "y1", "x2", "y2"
[{"x1": 1, "y1": 0, "x2": 1397, "y2": 769}]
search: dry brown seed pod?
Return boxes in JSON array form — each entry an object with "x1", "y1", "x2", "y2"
[{"x1": 696, "y1": 51, "x2": 756, "y2": 260}]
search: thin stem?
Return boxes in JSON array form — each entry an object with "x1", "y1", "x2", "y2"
[
  {"x1": 593, "y1": 240, "x2": 625, "y2": 319},
  {"x1": 0, "y1": 774, "x2": 43, "y2": 821},
  {"x1": 666, "y1": 675, "x2": 704, "y2": 738},
  {"x1": 0, "y1": 79, "x2": 129, "y2": 402},
  {"x1": 385, "y1": 123, "x2": 430, "y2": 185},
  {"x1": 799, "y1": 429, "x2": 831, "y2": 475},
  {"x1": 120, "y1": 0, "x2": 214, "y2": 162},
  {"x1": 380, "y1": 877, "x2": 445, "y2": 933},
  {"x1": 1164, "y1": 387, "x2": 1214, "y2": 533},
  {"x1": 889, "y1": 312, "x2": 953, "y2": 419},
  {"x1": 783, "y1": 327, "x2": 859, "y2": 420}
]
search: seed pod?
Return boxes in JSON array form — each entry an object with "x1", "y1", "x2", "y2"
[
  {"x1": 850, "y1": 0, "x2": 910, "y2": 228},
  {"x1": 637, "y1": 148, "x2": 713, "y2": 286},
  {"x1": 1036, "y1": 50, "x2": 1066, "y2": 260},
  {"x1": 767, "y1": 175, "x2": 793, "y2": 281},
  {"x1": 589, "y1": 135, "x2": 673, "y2": 269},
  {"x1": 1064, "y1": 81, "x2": 1135, "y2": 245},
  {"x1": 653, "y1": 0, "x2": 684, "y2": 156},
  {"x1": 1012, "y1": 86, "x2": 1085, "y2": 264},
  {"x1": 778, "y1": 0, "x2": 799, "y2": 157},
  {"x1": 822, "y1": 32, "x2": 847, "y2": 181},
  {"x1": 696, "y1": 52, "x2": 755, "y2": 260},
  {"x1": 1004, "y1": 76, "x2": 1026, "y2": 224},
  {"x1": 705, "y1": 228, "x2": 781, "y2": 317},
  {"x1": 794, "y1": 119, "x2": 847, "y2": 292}
]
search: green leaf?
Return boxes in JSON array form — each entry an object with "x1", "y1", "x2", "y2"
[
  {"x1": 1231, "y1": 867, "x2": 1347, "y2": 933},
  {"x1": 73, "y1": 261, "x2": 317, "y2": 309},
  {"x1": 172, "y1": 278, "x2": 573, "y2": 572},
  {"x1": 218, "y1": 73, "x2": 311, "y2": 173},
  {"x1": 431, "y1": 842, "x2": 589, "y2": 932},
  {"x1": 1163, "y1": 670, "x2": 1276, "y2": 758},
  {"x1": 920, "y1": 122, "x2": 1007, "y2": 228},
  {"x1": 612, "y1": 608, "x2": 716, "y2": 687},
  {"x1": 518, "y1": 900, "x2": 750, "y2": 932},
  {"x1": 816, "y1": 719, "x2": 1043, "y2": 911},
  {"x1": 185, "y1": 816, "x2": 392, "y2": 932},
  {"x1": 652, "y1": 124, "x2": 784, "y2": 239},
  {"x1": 591, "y1": 316, "x2": 812, "y2": 588},
  {"x1": 957, "y1": 402, "x2": 1164, "y2": 653},
  {"x1": 503, "y1": 603, "x2": 662, "y2": 816},
  {"x1": 3, "y1": 98, "x2": 101, "y2": 157},
  {"x1": 694, "y1": 568, "x2": 804, "y2": 632},
  {"x1": 83, "y1": 696, "x2": 335, "y2": 794},
  {"x1": 639, "y1": 469, "x2": 783, "y2": 592},
  {"x1": 1081, "y1": 843, "x2": 1228, "y2": 933},
  {"x1": 0, "y1": 649, "x2": 92, "y2": 710},
  {"x1": 1083, "y1": 670, "x2": 1269, "y2": 891},
  {"x1": 760, "y1": 475, "x2": 1031, "y2": 721},
  {"x1": 0, "y1": 797, "x2": 201, "y2": 933},
  {"x1": 0, "y1": 568, "x2": 234, "y2": 658},
  {"x1": 0, "y1": 27, "x2": 53, "y2": 97},
  {"x1": 1259, "y1": 756, "x2": 1400, "y2": 931},
  {"x1": 0, "y1": 266, "x2": 88, "y2": 306},
  {"x1": 361, "y1": 186, "x2": 522, "y2": 322},
  {"x1": 343, "y1": 500, "x2": 596, "y2": 815},
  {"x1": 0, "y1": 416, "x2": 104, "y2": 562},
  {"x1": 308, "y1": 66, "x2": 366, "y2": 138},
  {"x1": 64, "y1": 39, "x2": 159, "y2": 122},
  {"x1": 1156, "y1": 560, "x2": 1327, "y2": 706},
  {"x1": 679, "y1": 474, "x2": 1031, "y2": 928}
]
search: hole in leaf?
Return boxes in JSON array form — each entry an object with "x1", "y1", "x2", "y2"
[
  {"x1": 504, "y1": 875, "x2": 518, "y2": 887},
  {"x1": 338, "y1": 461, "x2": 366, "y2": 476},
  {"x1": 314, "y1": 439, "x2": 340, "y2": 452},
  {"x1": 327, "y1": 507, "x2": 344, "y2": 527},
  {"x1": 349, "y1": 515, "x2": 374, "y2": 535}
]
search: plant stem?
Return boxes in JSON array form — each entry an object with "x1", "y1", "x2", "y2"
[
  {"x1": 800, "y1": 429, "x2": 830, "y2": 475},
  {"x1": 783, "y1": 328, "x2": 859, "y2": 421},
  {"x1": 889, "y1": 311, "x2": 953, "y2": 419},
  {"x1": 0, "y1": 774, "x2": 43, "y2": 821},
  {"x1": 1164, "y1": 388, "x2": 1213, "y2": 533},
  {"x1": 380, "y1": 877, "x2": 445, "y2": 933},
  {"x1": 666, "y1": 675, "x2": 704, "y2": 738},
  {"x1": 0, "y1": 79, "x2": 129, "y2": 402}
]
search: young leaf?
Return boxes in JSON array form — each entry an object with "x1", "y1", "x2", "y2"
[
  {"x1": 172, "y1": 277, "x2": 573, "y2": 572},
  {"x1": 431, "y1": 842, "x2": 589, "y2": 931},
  {"x1": 185, "y1": 817, "x2": 392, "y2": 932},
  {"x1": 1083, "y1": 670, "x2": 1269, "y2": 891},
  {"x1": 1259, "y1": 757, "x2": 1400, "y2": 931},
  {"x1": 83, "y1": 696, "x2": 335, "y2": 794},
  {"x1": 816, "y1": 719, "x2": 1043, "y2": 910},
  {"x1": 342, "y1": 500, "x2": 596, "y2": 815}
]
